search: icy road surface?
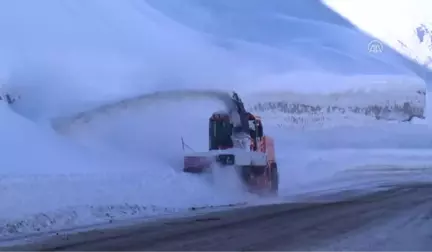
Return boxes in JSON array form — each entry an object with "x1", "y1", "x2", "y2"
[{"x1": 7, "y1": 183, "x2": 432, "y2": 251}]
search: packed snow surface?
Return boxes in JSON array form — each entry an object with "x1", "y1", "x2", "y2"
[{"x1": 1, "y1": 0, "x2": 432, "y2": 242}]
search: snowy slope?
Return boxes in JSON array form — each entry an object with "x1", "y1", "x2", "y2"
[
  {"x1": 1, "y1": 0, "x2": 432, "y2": 241},
  {"x1": 0, "y1": 0, "x2": 428, "y2": 112},
  {"x1": 324, "y1": 0, "x2": 432, "y2": 78},
  {"x1": 397, "y1": 23, "x2": 432, "y2": 70}
]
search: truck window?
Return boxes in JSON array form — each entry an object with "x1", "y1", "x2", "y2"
[{"x1": 209, "y1": 119, "x2": 233, "y2": 150}]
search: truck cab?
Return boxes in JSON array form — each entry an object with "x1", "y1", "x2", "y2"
[{"x1": 209, "y1": 111, "x2": 264, "y2": 152}]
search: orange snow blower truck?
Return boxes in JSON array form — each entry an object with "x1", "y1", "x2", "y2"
[{"x1": 183, "y1": 110, "x2": 279, "y2": 195}]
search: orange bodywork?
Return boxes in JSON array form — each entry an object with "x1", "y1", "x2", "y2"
[
  {"x1": 261, "y1": 136, "x2": 275, "y2": 163},
  {"x1": 251, "y1": 115, "x2": 276, "y2": 164}
]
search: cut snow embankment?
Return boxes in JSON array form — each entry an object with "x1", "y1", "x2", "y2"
[{"x1": 245, "y1": 77, "x2": 426, "y2": 130}]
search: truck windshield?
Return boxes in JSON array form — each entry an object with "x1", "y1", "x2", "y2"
[{"x1": 209, "y1": 119, "x2": 233, "y2": 150}]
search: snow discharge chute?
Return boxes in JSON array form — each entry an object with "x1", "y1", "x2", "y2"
[{"x1": 51, "y1": 89, "x2": 250, "y2": 136}]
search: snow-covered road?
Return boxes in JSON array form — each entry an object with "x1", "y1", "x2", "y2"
[{"x1": 6, "y1": 183, "x2": 432, "y2": 251}]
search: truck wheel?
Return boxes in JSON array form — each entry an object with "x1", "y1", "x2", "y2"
[{"x1": 270, "y1": 162, "x2": 279, "y2": 193}]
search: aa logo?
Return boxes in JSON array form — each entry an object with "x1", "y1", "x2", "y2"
[{"x1": 368, "y1": 40, "x2": 384, "y2": 53}]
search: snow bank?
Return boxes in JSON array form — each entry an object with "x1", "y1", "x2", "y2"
[
  {"x1": 245, "y1": 83, "x2": 426, "y2": 129},
  {"x1": 274, "y1": 122, "x2": 432, "y2": 149},
  {"x1": 0, "y1": 172, "x2": 251, "y2": 240},
  {"x1": 0, "y1": 101, "x2": 104, "y2": 175}
]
